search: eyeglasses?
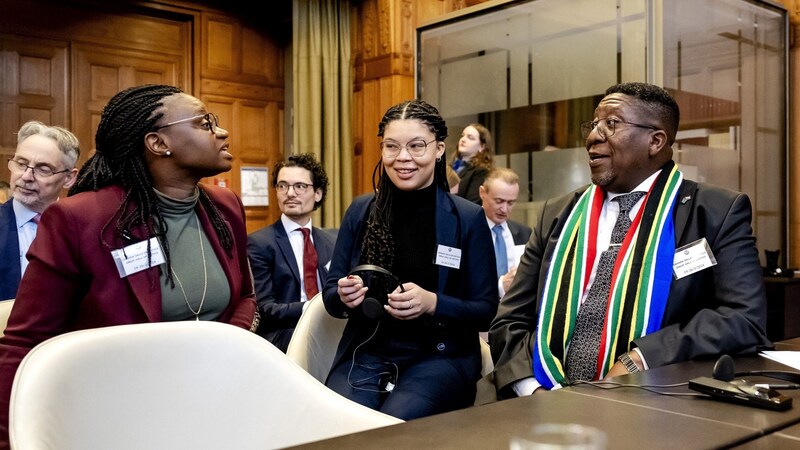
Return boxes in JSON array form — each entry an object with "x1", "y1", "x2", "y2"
[
  {"x1": 276, "y1": 181, "x2": 313, "y2": 194},
  {"x1": 380, "y1": 139, "x2": 436, "y2": 158},
  {"x1": 580, "y1": 118, "x2": 658, "y2": 139},
  {"x1": 156, "y1": 113, "x2": 220, "y2": 133},
  {"x1": 7, "y1": 158, "x2": 70, "y2": 178}
]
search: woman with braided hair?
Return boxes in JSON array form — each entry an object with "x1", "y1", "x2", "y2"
[
  {"x1": 322, "y1": 99, "x2": 497, "y2": 420},
  {"x1": 0, "y1": 84, "x2": 258, "y2": 444}
]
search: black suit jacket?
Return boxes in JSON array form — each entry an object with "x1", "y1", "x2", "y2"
[
  {"x1": 0, "y1": 201, "x2": 20, "y2": 301},
  {"x1": 488, "y1": 179, "x2": 770, "y2": 399},
  {"x1": 247, "y1": 219, "x2": 336, "y2": 352},
  {"x1": 507, "y1": 219, "x2": 532, "y2": 246},
  {"x1": 457, "y1": 163, "x2": 489, "y2": 205}
]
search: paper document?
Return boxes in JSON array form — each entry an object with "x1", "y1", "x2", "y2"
[{"x1": 759, "y1": 351, "x2": 800, "y2": 371}]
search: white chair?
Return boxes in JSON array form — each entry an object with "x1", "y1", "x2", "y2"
[
  {"x1": 286, "y1": 293, "x2": 346, "y2": 383},
  {"x1": 9, "y1": 321, "x2": 402, "y2": 450},
  {"x1": 0, "y1": 299, "x2": 14, "y2": 338},
  {"x1": 479, "y1": 337, "x2": 494, "y2": 377},
  {"x1": 286, "y1": 294, "x2": 495, "y2": 381}
]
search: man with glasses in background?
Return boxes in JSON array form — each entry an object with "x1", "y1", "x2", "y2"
[
  {"x1": 479, "y1": 82, "x2": 768, "y2": 403},
  {"x1": 0, "y1": 121, "x2": 79, "y2": 300},
  {"x1": 247, "y1": 153, "x2": 335, "y2": 352}
]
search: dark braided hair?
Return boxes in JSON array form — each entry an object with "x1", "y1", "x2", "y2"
[
  {"x1": 361, "y1": 99, "x2": 448, "y2": 268},
  {"x1": 69, "y1": 84, "x2": 234, "y2": 282}
]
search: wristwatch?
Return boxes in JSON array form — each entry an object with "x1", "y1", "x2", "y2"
[{"x1": 618, "y1": 352, "x2": 640, "y2": 373}]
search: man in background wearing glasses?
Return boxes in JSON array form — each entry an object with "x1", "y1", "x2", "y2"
[
  {"x1": 479, "y1": 82, "x2": 768, "y2": 403},
  {"x1": 0, "y1": 121, "x2": 80, "y2": 301},
  {"x1": 247, "y1": 153, "x2": 335, "y2": 352}
]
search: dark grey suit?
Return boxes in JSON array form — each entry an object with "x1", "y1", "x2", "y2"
[
  {"x1": 247, "y1": 220, "x2": 336, "y2": 352},
  {"x1": 488, "y1": 179, "x2": 769, "y2": 399},
  {"x1": 507, "y1": 219, "x2": 532, "y2": 247}
]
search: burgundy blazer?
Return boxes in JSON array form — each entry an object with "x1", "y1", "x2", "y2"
[{"x1": 0, "y1": 184, "x2": 257, "y2": 447}]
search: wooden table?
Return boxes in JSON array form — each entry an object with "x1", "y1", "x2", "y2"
[
  {"x1": 287, "y1": 388, "x2": 763, "y2": 449},
  {"x1": 288, "y1": 353, "x2": 800, "y2": 449}
]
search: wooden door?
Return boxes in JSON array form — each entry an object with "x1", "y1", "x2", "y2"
[{"x1": 0, "y1": 35, "x2": 68, "y2": 182}]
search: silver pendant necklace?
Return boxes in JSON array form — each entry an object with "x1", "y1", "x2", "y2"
[{"x1": 171, "y1": 214, "x2": 208, "y2": 321}]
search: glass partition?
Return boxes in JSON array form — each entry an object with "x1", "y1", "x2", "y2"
[{"x1": 417, "y1": 0, "x2": 787, "y2": 265}]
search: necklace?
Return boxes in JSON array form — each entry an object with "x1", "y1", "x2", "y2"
[{"x1": 171, "y1": 213, "x2": 208, "y2": 321}]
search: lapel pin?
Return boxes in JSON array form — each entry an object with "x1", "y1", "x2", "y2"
[{"x1": 681, "y1": 195, "x2": 691, "y2": 204}]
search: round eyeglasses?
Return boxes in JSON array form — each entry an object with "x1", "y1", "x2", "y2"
[
  {"x1": 380, "y1": 139, "x2": 436, "y2": 158},
  {"x1": 156, "y1": 112, "x2": 220, "y2": 133},
  {"x1": 580, "y1": 118, "x2": 658, "y2": 140},
  {"x1": 8, "y1": 158, "x2": 70, "y2": 178}
]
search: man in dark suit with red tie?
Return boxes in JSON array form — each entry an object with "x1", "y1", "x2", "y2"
[
  {"x1": 247, "y1": 153, "x2": 335, "y2": 352},
  {"x1": 0, "y1": 121, "x2": 80, "y2": 301}
]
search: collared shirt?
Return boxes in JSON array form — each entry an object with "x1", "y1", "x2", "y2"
[
  {"x1": 13, "y1": 199, "x2": 40, "y2": 276},
  {"x1": 280, "y1": 214, "x2": 318, "y2": 302}
]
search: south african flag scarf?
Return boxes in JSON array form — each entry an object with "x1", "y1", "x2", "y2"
[{"x1": 533, "y1": 161, "x2": 683, "y2": 389}]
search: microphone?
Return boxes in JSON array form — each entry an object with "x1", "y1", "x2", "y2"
[{"x1": 712, "y1": 354, "x2": 800, "y2": 390}]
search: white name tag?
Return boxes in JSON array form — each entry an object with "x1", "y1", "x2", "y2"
[
  {"x1": 111, "y1": 237, "x2": 166, "y2": 278},
  {"x1": 435, "y1": 244, "x2": 462, "y2": 269},
  {"x1": 673, "y1": 238, "x2": 717, "y2": 280}
]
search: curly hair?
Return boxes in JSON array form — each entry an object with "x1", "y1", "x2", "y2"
[
  {"x1": 272, "y1": 152, "x2": 328, "y2": 210},
  {"x1": 69, "y1": 84, "x2": 234, "y2": 283},
  {"x1": 361, "y1": 99, "x2": 448, "y2": 268}
]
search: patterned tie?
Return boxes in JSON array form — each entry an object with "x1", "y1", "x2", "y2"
[
  {"x1": 493, "y1": 224, "x2": 508, "y2": 277},
  {"x1": 565, "y1": 191, "x2": 645, "y2": 382},
  {"x1": 300, "y1": 228, "x2": 319, "y2": 299}
]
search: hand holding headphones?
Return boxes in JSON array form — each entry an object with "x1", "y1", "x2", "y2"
[
  {"x1": 341, "y1": 264, "x2": 436, "y2": 320},
  {"x1": 342, "y1": 265, "x2": 404, "y2": 319}
]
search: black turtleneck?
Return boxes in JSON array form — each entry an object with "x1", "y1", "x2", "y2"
[{"x1": 390, "y1": 182, "x2": 438, "y2": 292}]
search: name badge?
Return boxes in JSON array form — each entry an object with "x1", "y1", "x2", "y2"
[
  {"x1": 673, "y1": 238, "x2": 717, "y2": 280},
  {"x1": 111, "y1": 237, "x2": 166, "y2": 278},
  {"x1": 435, "y1": 244, "x2": 462, "y2": 269}
]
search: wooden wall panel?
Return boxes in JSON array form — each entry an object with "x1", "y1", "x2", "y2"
[
  {"x1": 0, "y1": 35, "x2": 68, "y2": 182},
  {"x1": 199, "y1": 11, "x2": 284, "y2": 230},
  {"x1": 72, "y1": 43, "x2": 186, "y2": 165}
]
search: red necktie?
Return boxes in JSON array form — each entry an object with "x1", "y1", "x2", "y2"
[{"x1": 300, "y1": 228, "x2": 319, "y2": 299}]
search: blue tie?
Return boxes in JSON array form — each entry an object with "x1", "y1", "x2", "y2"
[{"x1": 493, "y1": 224, "x2": 508, "y2": 277}]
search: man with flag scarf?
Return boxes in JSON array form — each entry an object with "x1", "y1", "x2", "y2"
[{"x1": 480, "y1": 82, "x2": 769, "y2": 401}]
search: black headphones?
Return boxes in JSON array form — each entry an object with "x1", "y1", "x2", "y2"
[
  {"x1": 712, "y1": 354, "x2": 800, "y2": 389},
  {"x1": 347, "y1": 264, "x2": 404, "y2": 320}
]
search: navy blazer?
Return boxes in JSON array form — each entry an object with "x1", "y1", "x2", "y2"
[
  {"x1": 489, "y1": 179, "x2": 770, "y2": 398},
  {"x1": 247, "y1": 220, "x2": 335, "y2": 352},
  {"x1": 323, "y1": 188, "x2": 498, "y2": 376},
  {"x1": 0, "y1": 201, "x2": 20, "y2": 301}
]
